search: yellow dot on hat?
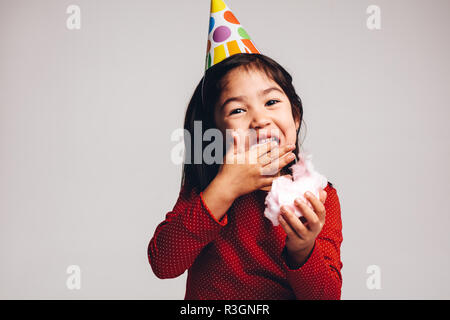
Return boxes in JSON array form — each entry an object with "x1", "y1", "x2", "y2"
[
  {"x1": 211, "y1": 0, "x2": 226, "y2": 13},
  {"x1": 214, "y1": 44, "x2": 226, "y2": 65}
]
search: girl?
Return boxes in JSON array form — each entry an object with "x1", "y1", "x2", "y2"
[{"x1": 148, "y1": 53, "x2": 343, "y2": 300}]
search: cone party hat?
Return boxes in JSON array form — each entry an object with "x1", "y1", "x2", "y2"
[{"x1": 205, "y1": 0, "x2": 260, "y2": 70}]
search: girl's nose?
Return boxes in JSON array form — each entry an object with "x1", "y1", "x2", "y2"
[{"x1": 250, "y1": 109, "x2": 271, "y2": 130}]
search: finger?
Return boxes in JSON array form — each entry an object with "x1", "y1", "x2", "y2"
[
  {"x1": 280, "y1": 206, "x2": 308, "y2": 239},
  {"x1": 259, "y1": 144, "x2": 295, "y2": 166},
  {"x1": 248, "y1": 140, "x2": 278, "y2": 166},
  {"x1": 249, "y1": 139, "x2": 278, "y2": 159},
  {"x1": 278, "y1": 211, "x2": 300, "y2": 240},
  {"x1": 319, "y1": 189, "x2": 327, "y2": 204},
  {"x1": 294, "y1": 198, "x2": 321, "y2": 233},
  {"x1": 304, "y1": 191, "x2": 326, "y2": 222},
  {"x1": 260, "y1": 151, "x2": 296, "y2": 176}
]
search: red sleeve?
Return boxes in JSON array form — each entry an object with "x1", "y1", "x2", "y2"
[
  {"x1": 280, "y1": 185, "x2": 343, "y2": 300},
  {"x1": 147, "y1": 184, "x2": 228, "y2": 279}
]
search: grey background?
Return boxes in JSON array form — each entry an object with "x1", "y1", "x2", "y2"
[{"x1": 1, "y1": 0, "x2": 449, "y2": 299}]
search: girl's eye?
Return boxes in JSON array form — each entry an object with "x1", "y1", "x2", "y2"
[
  {"x1": 266, "y1": 99, "x2": 280, "y2": 106},
  {"x1": 229, "y1": 108, "x2": 245, "y2": 115}
]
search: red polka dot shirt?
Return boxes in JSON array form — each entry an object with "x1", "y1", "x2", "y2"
[{"x1": 148, "y1": 182, "x2": 343, "y2": 300}]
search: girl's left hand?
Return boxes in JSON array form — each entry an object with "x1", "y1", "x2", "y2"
[{"x1": 278, "y1": 189, "x2": 327, "y2": 265}]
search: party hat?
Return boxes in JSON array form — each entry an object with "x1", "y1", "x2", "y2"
[{"x1": 205, "y1": 0, "x2": 260, "y2": 70}]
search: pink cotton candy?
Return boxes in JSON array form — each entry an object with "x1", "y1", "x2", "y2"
[{"x1": 264, "y1": 151, "x2": 328, "y2": 226}]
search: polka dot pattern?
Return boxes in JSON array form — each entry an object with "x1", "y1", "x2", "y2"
[
  {"x1": 238, "y1": 27, "x2": 250, "y2": 39},
  {"x1": 213, "y1": 25, "x2": 231, "y2": 43},
  {"x1": 205, "y1": 0, "x2": 260, "y2": 70},
  {"x1": 211, "y1": 0, "x2": 226, "y2": 13},
  {"x1": 206, "y1": 53, "x2": 211, "y2": 69},
  {"x1": 209, "y1": 17, "x2": 215, "y2": 33},
  {"x1": 148, "y1": 182, "x2": 343, "y2": 300},
  {"x1": 224, "y1": 10, "x2": 240, "y2": 24}
]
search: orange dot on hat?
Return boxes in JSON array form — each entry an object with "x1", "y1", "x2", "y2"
[{"x1": 224, "y1": 11, "x2": 239, "y2": 24}]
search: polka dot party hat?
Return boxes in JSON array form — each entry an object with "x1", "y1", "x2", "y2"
[{"x1": 205, "y1": 0, "x2": 260, "y2": 70}]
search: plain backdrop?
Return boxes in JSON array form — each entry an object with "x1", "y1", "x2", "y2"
[{"x1": 1, "y1": 0, "x2": 449, "y2": 299}]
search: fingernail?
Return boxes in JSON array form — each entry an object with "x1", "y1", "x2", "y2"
[{"x1": 305, "y1": 191, "x2": 312, "y2": 197}]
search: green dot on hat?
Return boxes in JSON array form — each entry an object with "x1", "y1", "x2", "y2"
[{"x1": 238, "y1": 27, "x2": 250, "y2": 40}]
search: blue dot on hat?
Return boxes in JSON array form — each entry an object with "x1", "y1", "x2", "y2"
[{"x1": 209, "y1": 17, "x2": 215, "y2": 34}]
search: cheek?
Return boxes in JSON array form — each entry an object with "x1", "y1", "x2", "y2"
[
  {"x1": 284, "y1": 127, "x2": 297, "y2": 145},
  {"x1": 277, "y1": 112, "x2": 298, "y2": 144},
  {"x1": 221, "y1": 118, "x2": 249, "y2": 131},
  {"x1": 216, "y1": 120, "x2": 250, "y2": 147}
]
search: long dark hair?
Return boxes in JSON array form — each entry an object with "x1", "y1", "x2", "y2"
[{"x1": 181, "y1": 53, "x2": 305, "y2": 193}]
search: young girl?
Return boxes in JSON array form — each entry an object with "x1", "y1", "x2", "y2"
[{"x1": 148, "y1": 53, "x2": 343, "y2": 300}]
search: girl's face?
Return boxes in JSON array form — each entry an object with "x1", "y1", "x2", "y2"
[{"x1": 214, "y1": 67, "x2": 300, "y2": 151}]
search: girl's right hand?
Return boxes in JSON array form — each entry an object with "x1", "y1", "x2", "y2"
[{"x1": 216, "y1": 133, "x2": 296, "y2": 199}]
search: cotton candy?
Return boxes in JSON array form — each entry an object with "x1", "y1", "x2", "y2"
[{"x1": 264, "y1": 151, "x2": 328, "y2": 226}]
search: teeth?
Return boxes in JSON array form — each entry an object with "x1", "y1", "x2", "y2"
[
  {"x1": 249, "y1": 136, "x2": 280, "y2": 149},
  {"x1": 259, "y1": 137, "x2": 279, "y2": 145}
]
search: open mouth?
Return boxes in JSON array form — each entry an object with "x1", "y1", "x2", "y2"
[
  {"x1": 249, "y1": 135, "x2": 280, "y2": 148},
  {"x1": 257, "y1": 136, "x2": 279, "y2": 145}
]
